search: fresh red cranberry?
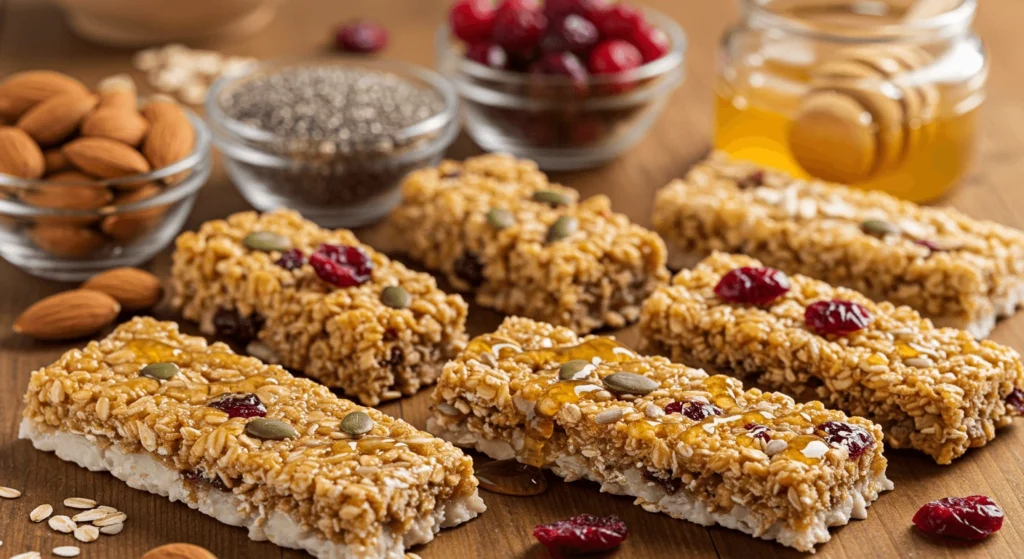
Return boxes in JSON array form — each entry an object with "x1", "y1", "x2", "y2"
[
  {"x1": 1006, "y1": 388, "x2": 1024, "y2": 414},
  {"x1": 591, "y1": 4, "x2": 645, "y2": 39},
  {"x1": 745, "y1": 423, "x2": 771, "y2": 442},
  {"x1": 543, "y1": 0, "x2": 609, "y2": 20},
  {"x1": 817, "y1": 421, "x2": 874, "y2": 459},
  {"x1": 714, "y1": 267, "x2": 791, "y2": 306},
  {"x1": 309, "y1": 244, "x2": 374, "y2": 288},
  {"x1": 665, "y1": 400, "x2": 723, "y2": 421},
  {"x1": 587, "y1": 39, "x2": 643, "y2": 75},
  {"x1": 449, "y1": 0, "x2": 497, "y2": 43},
  {"x1": 530, "y1": 52, "x2": 589, "y2": 95},
  {"x1": 334, "y1": 21, "x2": 389, "y2": 54},
  {"x1": 493, "y1": 0, "x2": 546, "y2": 53},
  {"x1": 541, "y1": 14, "x2": 599, "y2": 54},
  {"x1": 208, "y1": 393, "x2": 267, "y2": 419},
  {"x1": 567, "y1": 117, "x2": 606, "y2": 146},
  {"x1": 466, "y1": 42, "x2": 509, "y2": 69},
  {"x1": 805, "y1": 300, "x2": 872, "y2": 335},
  {"x1": 632, "y1": 23, "x2": 669, "y2": 62},
  {"x1": 275, "y1": 249, "x2": 305, "y2": 271},
  {"x1": 913, "y1": 495, "x2": 1004, "y2": 541},
  {"x1": 533, "y1": 514, "x2": 628, "y2": 555}
]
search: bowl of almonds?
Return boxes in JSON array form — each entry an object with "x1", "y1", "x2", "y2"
[{"x1": 0, "y1": 71, "x2": 211, "y2": 281}]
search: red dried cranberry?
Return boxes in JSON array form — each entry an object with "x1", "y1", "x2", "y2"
[
  {"x1": 665, "y1": 400, "x2": 723, "y2": 421},
  {"x1": 805, "y1": 300, "x2": 872, "y2": 335},
  {"x1": 213, "y1": 309, "x2": 264, "y2": 343},
  {"x1": 587, "y1": 39, "x2": 643, "y2": 75},
  {"x1": 541, "y1": 14, "x2": 599, "y2": 54},
  {"x1": 913, "y1": 495, "x2": 1004, "y2": 541},
  {"x1": 309, "y1": 244, "x2": 373, "y2": 288},
  {"x1": 275, "y1": 249, "x2": 305, "y2": 271},
  {"x1": 449, "y1": 0, "x2": 497, "y2": 43},
  {"x1": 543, "y1": 0, "x2": 609, "y2": 20},
  {"x1": 334, "y1": 21, "x2": 389, "y2": 54},
  {"x1": 631, "y1": 23, "x2": 669, "y2": 62},
  {"x1": 183, "y1": 470, "x2": 230, "y2": 492},
  {"x1": 642, "y1": 469, "x2": 681, "y2": 495},
  {"x1": 466, "y1": 42, "x2": 509, "y2": 69},
  {"x1": 493, "y1": 0, "x2": 546, "y2": 53},
  {"x1": 737, "y1": 170, "x2": 765, "y2": 189},
  {"x1": 714, "y1": 267, "x2": 791, "y2": 306},
  {"x1": 591, "y1": 4, "x2": 645, "y2": 39},
  {"x1": 453, "y1": 251, "x2": 485, "y2": 287},
  {"x1": 916, "y1": 239, "x2": 941, "y2": 252},
  {"x1": 533, "y1": 514, "x2": 628, "y2": 555},
  {"x1": 208, "y1": 393, "x2": 267, "y2": 419},
  {"x1": 817, "y1": 421, "x2": 874, "y2": 459},
  {"x1": 382, "y1": 347, "x2": 404, "y2": 368},
  {"x1": 1006, "y1": 388, "x2": 1024, "y2": 414},
  {"x1": 745, "y1": 423, "x2": 771, "y2": 442}
]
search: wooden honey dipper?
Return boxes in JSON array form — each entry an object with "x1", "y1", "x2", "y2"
[{"x1": 787, "y1": 0, "x2": 950, "y2": 184}]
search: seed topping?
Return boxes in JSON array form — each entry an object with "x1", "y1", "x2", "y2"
[
  {"x1": 139, "y1": 362, "x2": 179, "y2": 380},
  {"x1": 531, "y1": 189, "x2": 571, "y2": 206},
  {"x1": 380, "y1": 285, "x2": 412, "y2": 309},
  {"x1": 486, "y1": 207, "x2": 516, "y2": 229},
  {"x1": 340, "y1": 411, "x2": 375, "y2": 436},
  {"x1": 244, "y1": 418, "x2": 298, "y2": 441},
  {"x1": 546, "y1": 215, "x2": 578, "y2": 243},
  {"x1": 243, "y1": 231, "x2": 292, "y2": 252},
  {"x1": 602, "y1": 372, "x2": 658, "y2": 396},
  {"x1": 558, "y1": 359, "x2": 595, "y2": 381}
]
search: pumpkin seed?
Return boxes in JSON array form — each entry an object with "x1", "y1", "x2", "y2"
[
  {"x1": 380, "y1": 285, "x2": 411, "y2": 309},
  {"x1": 244, "y1": 418, "x2": 297, "y2": 441},
  {"x1": 860, "y1": 219, "x2": 900, "y2": 237},
  {"x1": 558, "y1": 360, "x2": 594, "y2": 381},
  {"x1": 546, "y1": 216, "x2": 578, "y2": 243},
  {"x1": 340, "y1": 411, "x2": 374, "y2": 436},
  {"x1": 486, "y1": 208, "x2": 515, "y2": 230},
  {"x1": 531, "y1": 189, "x2": 571, "y2": 206},
  {"x1": 140, "y1": 362, "x2": 178, "y2": 380},
  {"x1": 603, "y1": 372, "x2": 658, "y2": 396},
  {"x1": 243, "y1": 231, "x2": 292, "y2": 252}
]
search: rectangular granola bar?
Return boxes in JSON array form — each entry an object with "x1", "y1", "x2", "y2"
[
  {"x1": 652, "y1": 152, "x2": 1024, "y2": 338},
  {"x1": 429, "y1": 316, "x2": 892, "y2": 552},
  {"x1": 170, "y1": 209, "x2": 468, "y2": 405},
  {"x1": 20, "y1": 317, "x2": 485, "y2": 559},
  {"x1": 388, "y1": 154, "x2": 669, "y2": 333},
  {"x1": 640, "y1": 252, "x2": 1024, "y2": 464}
]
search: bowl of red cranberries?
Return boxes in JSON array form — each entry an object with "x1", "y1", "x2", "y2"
[{"x1": 439, "y1": 0, "x2": 685, "y2": 170}]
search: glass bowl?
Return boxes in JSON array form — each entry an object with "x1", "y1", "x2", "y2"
[
  {"x1": 436, "y1": 7, "x2": 686, "y2": 170},
  {"x1": 205, "y1": 57, "x2": 460, "y2": 228},
  {"x1": 0, "y1": 110, "x2": 211, "y2": 281}
]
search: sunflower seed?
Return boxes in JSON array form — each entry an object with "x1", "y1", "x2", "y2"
[
  {"x1": 53, "y1": 547, "x2": 81, "y2": 558},
  {"x1": 558, "y1": 360, "x2": 594, "y2": 381},
  {"x1": 485, "y1": 207, "x2": 515, "y2": 230},
  {"x1": 380, "y1": 285, "x2": 411, "y2": 309},
  {"x1": 546, "y1": 216, "x2": 578, "y2": 243},
  {"x1": 30, "y1": 504, "x2": 53, "y2": 522},
  {"x1": 48, "y1": 515, "x2": 76, "y2": 533},
  {"x1": 243, "y1": 231, "x2": 292, "y2": 252},
  {"x1": 340, "y1": 411, "x2": 374, "y2": 436},
  {"x1": 0, "y1": 486, "x2": 21, "y2": 498},
  {"x1": 73, "y1": 525, "x2": 99, "y2": 543},
  {"x1": 99, "y1": 522, "x2": 124, "y2": 535},
  {"x1": 531, "y1": 189, "x2": 571, "y2": 206},
  {"x1": 244, "y1": 418, "x2": 298, "y2": 441},
  {"x1": 140, "y1": 362, "x2": 179, "y2": 380},
  {"x1": 92, "y1": 511, "x2": 127, "y2": 527},
  {"x1": 602, "y1": 372, "x2": 659, "y2": 396}
]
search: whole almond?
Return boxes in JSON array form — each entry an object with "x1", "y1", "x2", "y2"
[
  {"x1": 17, "y1": 93, "x2": 98, "y2": 145},
  {"x1": 83, "y1": 267, "x2": 162, "y2": 311},
  {"x1": 63, "y1": 137, "x2": 151, "y2": 179},
  {"x1": 81, "y1": 108, "x2": 149, "y2": 147},
  {"x1": 140, "y1": 95, "x2": 185, "y2": 123},
  {"x1": 44, "y1": 148, "x2": 69, "y2": 173},
  {"x1": 14, "y1": 288, "x2": 120, "y2": 340},
  {"x1": 143, "y1": 111, "x2": 194, "y2": 173},
  {"x1": 0, "y1": 70, "x2": 89, "y2": 119},
  {"x1": 113, "y1": 182, "x2": 162, "y2": 205},
  {"x1": 101, "y1": 210, "x2": 165, "y2": 242},
  {"x1": 97, "y1": 74, "x2": 137, "y2": 112},
  {"x1": 21, "y1": 176, "x2": 111, "y2": 226},
  {"x1": 141, "y1": 543, "x2": 218, "y2": 559},
  {"x1": 0, "y1": 126, "x2": 44, "y2": 179},
  {"x1": 29, "y1": 224, "x2": 105, "y2": 258}
]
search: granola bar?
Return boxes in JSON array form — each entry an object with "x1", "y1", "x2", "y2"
[
  {"x1": 652, "y1": 152, "x2": 1024, "y2": 338},
  {"x1": 428, "y1": 316, "x2": 892, "y2": 552},
  {"x1": 640, "y1": 252, "x2": 1024, "y2": 464},
  {"x1": 20, "y1": 317, "x2": 485, "y2": 559},
  {"x1": 170, "y1": 209, "x2": 468, "y2": 405},
  {"x1": 388, "y1": 154, "x2": 669, "y2": 333}
]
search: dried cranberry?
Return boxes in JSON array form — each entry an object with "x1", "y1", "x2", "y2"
[
  {"x1": 591, "y1": 4, "x2": 645, "y2": 39},
  {"x1": 453, "y1": 251, "x2": 485, "y2": 287},
  {"x1": 805, "y1": 300, "x2": 872, "y2": 335},
  {"x1": 275, "y1": 248, "x2": 305, "y2": 271},
  {"x1": 493, "y1": 0, "x2": 547, "y2": 53},
  {"x1": 382, "y1": 347, "x2": 404, "y2": 368},
  {"x1": 466, "y1": 43, "x2": 509, "y2": 69},
  {"x1": 1006, "y1": 388, "x2": 1024, "y2": 414},
  {"x1": 541, "y1": 14, "x2": 599, "y2": 54},
  {"x1": 665, "y1": 400, "x2": 723, "y2": 421},
  {"x1": 543, "y1": 0, "x2": 609, "y2": 20},
  {"x1": 642, "y1": 470, "x2": 681, "y2": 495},
  {"x1": 213, "y1": 309, "x2": 264, "y2": 343},
  {"x1": 817, "y1": 421, "x2": 874, "y2": 459},
  {"x1": 309, "y1": 244, "x2": 373, "y2": 288},
  {"x1": 208, "y1": 393, "x2": 267, "y2": 419},
  {"x1": 745, "y1": 423, "x2": 771, "y2": 442},
  {"x1": 449, "y1": 0, "x2": 497, "y2": 43},
  {"x1": 631, "y1": 24, "x2": 669, "y2": 63},
  {"x1": 533, "y1": 514, "x2": 628, "y2": 555},
  {"x1": 913, "y1": 495, "x2": 1004, "y2": 541},
  {"x1": 714, "y1": 267, "x2": 791, "y2": 306},
  {"x1": 737, "y1": 170, "x2": 765, "y2": 189},
  {"x1": 334, "y1": 21, "x2": 389, "y2": 54},
  {"x1": 587, "y1": 39, "x2": 643, "y2": 75},
  {"x1": 183, "y1": 470, "x2": 230, "y2": 492},
  {"x1": 916, "y1": 239, "x2": 941, "y2": 252}
]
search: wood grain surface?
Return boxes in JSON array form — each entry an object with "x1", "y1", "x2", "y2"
[{"x1": 1, "y1": 0, "x2": 1024, "y2": 558}]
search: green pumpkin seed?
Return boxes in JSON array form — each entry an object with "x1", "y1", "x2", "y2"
[
  {"x1": 243, "y1": 231, "x2": 292, "y2": 252},
  {"x1": 140, "y1": 362, "x2": 178, "y2": 380},
  {"x1": 603, "y1": 372, "x2": 659, "y2": 396},
  {"x1": 380, "y1": 285, "x2": 411, "y2": 309},
  {"x1": 546, "y1": 216, "x2": 578, "y2": 243},
  {"x1": 860, "y1": 219, "x2": 900, "y2": 237},
  {"x1": 558, "y1": 360, "x2": 594, "y2": 381},
  {"x1": 244, "y1": 418, "x2": 298, "y2": 441},
  {"x1": 340, "y1": 411, "x2": 374, "y2": 436},
  {"x1": 486, "y1": 208, "x2": 516, "y2": 230},
  {"x1": 531, "y1": 189, "x2": 571, "y2": 207}
]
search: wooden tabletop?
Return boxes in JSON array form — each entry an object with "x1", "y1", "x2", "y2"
[{"x1": 2, "y1": 0, "x2": 1024, "y2": 558}]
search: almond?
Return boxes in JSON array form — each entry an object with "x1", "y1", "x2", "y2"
[
  {"x1": 13, "y1": 289, "x2": 120, "y2": 340},
  {"x1": 97, "y1": 74, "x2": 137, "y2": 112},
  {"x1": 140, "y1": 95, "x2": 184, "y2": 122},
  {"x1": 63, "y1": 137, "x2": 151, "y2": 179},
  {"x1": 101, "y1": 210, "x2": 165, "y2": 242},
  {"x1": 44, "y1": 148, "x2": 69, "y2": 173},
  {"x1": 0, "y1": 70, "x2": 89, "y2": 119},
  {"x1": 17, "y1": 93, "x2": 98, "y2": 145},
  {"x1": 82, "y1": 267, "x2": 162, "y2": 311},
  {"x1": 142, "y1": 110, "x2": 195, "y2": 176},
  {"x1": 0, "y1": 126, "x2": 44, "y2": 179},
  {"x1": 30, "y1": 224, "x2": 105, "y2": 258},
  {"x1": 20, "y1": 173, "x2": 111, "y2": 226},
  {"x1": 81, "y1": 107, "x2": 149, "y2": 146},
  {"x1": 141, "y1": 543, "x2": 218, "y2": 559}
]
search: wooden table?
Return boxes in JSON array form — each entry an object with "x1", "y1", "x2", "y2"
[{"x1": 1, "y1": 0, "x2": 1023, "y2": 558}]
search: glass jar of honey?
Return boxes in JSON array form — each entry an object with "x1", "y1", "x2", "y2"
[{"x1": 715, "y1": 0, "x2": 987, "y2": 201}]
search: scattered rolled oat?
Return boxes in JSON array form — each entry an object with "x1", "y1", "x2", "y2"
[
  {"x1": 73, "y1": 524, "x2": 99, "y2": 543},
  {"x1": 133, "y1": 44, "x2": 256, "y2": 106},
  {"x1": 48, "y1": 515, "x2": 77, "y2": 533},
  {"x1": 10, "y1": 552, "x2": 41, "y2": 559},
  {"x1": 99, "y1": 522, "x2": 124, "y2": 535},
  {"x1": 29, "y1": 504, "x2": 53, "y2": 522},
  {"x1": 92, "y1": 511, "x2": 128, "y2": 527},
  {"x1": 0, "y1": 486, "x2": 22, "y2": 498},
  {"x1": 53, "y1": 546, "x2": 81, "y2": 557},
  {"x1": 63, "y1": 497, "x2": 97, "y2": 509},
  {"x1": 72, "y1": 508, "x2": 109, "y2": 523}
]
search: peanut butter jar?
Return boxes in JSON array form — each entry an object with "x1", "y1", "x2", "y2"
[{"x1": 715, "y1": 0, "x2": 987, "y2": 202}]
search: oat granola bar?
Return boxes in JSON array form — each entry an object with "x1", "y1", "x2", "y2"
[
  {"x1": 428, "y1": 316, "x2": 892, "y2": 552},
  {"x1": 20, "y1": 317, "x2": 485, "y2": 559},
  {"x1": 170, "y1": 209, "x2": 468, "y2": 405},
  {"x1": 640, "y1": 252, "x2": 1024, "y2": 464},
  {"x1": 388, "y1": 154, "x2": 669, "y2": 333},
  {"x1": 652, "y1": 152, "x2": 1024, "y2": 338}
]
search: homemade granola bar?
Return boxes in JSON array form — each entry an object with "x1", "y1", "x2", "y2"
[
  {"x1": 170, "y1": 209, "x2": 468, "y2": 405},
  {"x1": 20, "y1": 317, "x2": 485, "y2": 559},
  {"x1": 388, "y1": 154, "x2": 669, "y2": 333},
  {"x1": 640, "y1": 252, "x2": 1024, "y2": 464},
  {"x1": 429, "y1": 317, "x2": 892, "y2": 552},
  {"x1": 653, "y1": 152, "x2": 1024, "y2": 338}
]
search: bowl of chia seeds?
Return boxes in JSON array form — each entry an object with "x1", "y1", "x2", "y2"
[{"x1": 206, "y1": 57, "x2": 459, "y2": 227}]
